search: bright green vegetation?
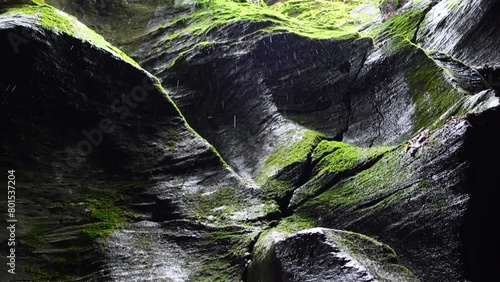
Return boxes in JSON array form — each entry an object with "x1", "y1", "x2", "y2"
[
  {"x1": 297, "y1": 148, "x2": 416, "y2": 220},
  {"x1": 270, "y1": 0, "x2": 381, "y2": 35},
  {"x1": 291, "y1": 140, "x2": 393, "y2": 203},
  {"x1": 80, "y1": 193, "x2": 134, "y2": 238},
  {"x1": 190, "y1": 187, "x2": 278, "y2": 222},
  {"x1": 373, "y1": 8, "x2": 426, "y2": 40},
  {"x1": 207, "y1": 229, "x2": 257, "y2": 260},
  {"x1": 257, "y1": 136, "x2": 393, "y2": 204},
  {"x1": 160, "y1": 0, "x2": 385, "y2": 65},
  {"x1": 330, "y1": 229, "x2": 398, "y2": 263},
  {"x1": 273, "y1": 214, "x2": 315, "y2": 234},
  {"x1": 260, "y1": 179, "x2": 295, "y2": 200},
  {"x1": 312, "y1": 140, "x2": 392, "y2": 175},
  {"x1": 407, "y1": 50, "x2": 465, "y2": 131},
  {"x1": 164, "y1": 0, "x2": 381, "y2": 43},
  {"x1": 249, "y1": 215, "x2": 314, "y2": 281},
  {"x1": 3, "y1": 2, "x2": 140, "y2": 67},
  {"x1": 255, "y1": 130, "x2": 324, "y2": 202},
  {"x1": 256, "y1": 130, "x2": 324, "y2": 185},
  {"x1": 298, "y1": 149, "x2": 398, "y2": 216},
  {"x1": 190, "y1": 259, "x2": 241, "y2": 282}
]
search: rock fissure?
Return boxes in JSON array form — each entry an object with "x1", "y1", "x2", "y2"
[
  {"x1": 289, "y1": 147, "x2": 396, "y2": 211},
  {"x1": 2, "y1": 0, "x2": 500, "y2": 281}
]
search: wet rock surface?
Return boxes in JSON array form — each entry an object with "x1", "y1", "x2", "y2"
[
  {"x1": 248, "y1": 228, "x2": 419, "y2": 282},
  {"x1": 0, "y1": 2, "x2": 262, "y2": 281},
  {"x1": 417, "y1": 0, "x2": 500, "y2": 66},
  {"x1": 1, "y1": 0, "x2": 500, "y2": 281}
]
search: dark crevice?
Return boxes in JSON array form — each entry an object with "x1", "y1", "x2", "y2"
[
  {"x1": 461, "y1": 108, "x2": 500, "y2": 281},
  {"x1": 474, "y1": 64, "x2": 500, "y2": 92},
  {"x1": 336, "y1": 91, "x2": 353, "y2": 142},
  {"x1": 242, "y1": 229, "x2": 265, "y2": 282},
  {"x1": 350, "y1": 47, "x2": 370, "y2": 84},
  {"x1": 276, "y1": 146, "x2": 319, "y2": 217},
  {"x1": 366, "y1": 95, "x2": 384, "y2": 147},
  {"x1": 276, "y1": 190, "x2": 294, "y2": 218},
  {"x1": 342, "y1": 44, "x2": 371, "y2": 142}
]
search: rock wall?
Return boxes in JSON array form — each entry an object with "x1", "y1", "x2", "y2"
[{"x1": 1, "y1": 0, "x2": 500, "y2": 281}]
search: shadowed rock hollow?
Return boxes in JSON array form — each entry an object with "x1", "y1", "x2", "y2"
[{"x1": 1, "y1": 0, "x2": 499, "y2": 281}]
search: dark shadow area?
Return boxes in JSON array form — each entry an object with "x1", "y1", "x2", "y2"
[{"x1": 462, "y1": 106, "x2": 500, "y2": 281}]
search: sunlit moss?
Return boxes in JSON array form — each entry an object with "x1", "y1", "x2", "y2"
[
  {"x1": 256, "y1": 130, "x2": 324, "y2": 185},
  {"x1": 313, "y1": 140, "x2": 392, "y2": 175},
  {"x1": 172, "y1": 0, "x2": 372, "y2": 40},
  {"x1": 3, "y1": 3, "x2": 140, "y2": 67},
  {"x1": 297, "y1": 148, "x2": 406, "y2": 218},
  {"x1": 287, "y1": 141, "x2": 393, "y2": 206},
  {"x1": 364, "y1": 7, "x2": 427, "y2": 40},
  {"x1": 162, "y1": 0, "x2": 384, "y2": 69}
]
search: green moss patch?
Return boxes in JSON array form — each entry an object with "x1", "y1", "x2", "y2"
[
  {"x1": 167, "y1": 0, "x2": 381, "y2": 41},
  {"x1": 260, "y1": 179, "x2": 295, "y2": 201},
  {"x1": 191, "y1": 227, "x2": 258, "y2": 281},
  {"x1": 273, "y1": 214, "x2": 316, "y2": 234},
  {"x1": 406, "y1": 50, "x2": 465, "y2": 132},
  {"x1": 380, "y1": 8, "x2": 425, "y2": 40},
  {"x1": 256, "y1": 130, "x2": 324, "y2": 185},
  {"x1": 189, "y1": 184, "x2": 259, "y2": 222},
  {"x1": 161, "y1": 0, "x2": 385, "y2": 69},
  {"x1": 3, "y1": 3, "x2": 140, "y2": 67},
  {"x1": 297, "y1": 148, "x2": 412, "y2": 220},
  {"x1": 271, "y1": 0, "x2": 381, "y2": 36},
  {"x1": 80, "y1": 193, "x2": 134, "y2": 238},
  {"x1": 290, "y1": 141, "x2": 393, "y2": 206},
  {"x1": 312, "y1": 140, "x2": 392, "y2": 176},
  {"x1": 327, "y1": 229, "x2": 419, "y2": 281},
  {"x1": 23, "y1": 226, "x2": 45, "y2": 249}
]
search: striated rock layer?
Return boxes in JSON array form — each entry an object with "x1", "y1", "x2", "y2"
[{"x1": 1, "y1": 0, "x2": 500, "y2": 281}]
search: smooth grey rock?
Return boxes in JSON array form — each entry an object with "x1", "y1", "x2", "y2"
[{"x1": 417, "y1": 0, "x2": 500, "y2": 66}]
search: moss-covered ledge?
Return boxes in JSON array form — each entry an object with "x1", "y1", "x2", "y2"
[
  {"x1": 1, "y1": 1, "x2": 140, "y2": 67},
  {"x1": 247, "y1": 226, "x2": 419, "y2": 282}
]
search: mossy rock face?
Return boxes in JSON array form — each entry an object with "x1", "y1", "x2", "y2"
[
  {"x1": 288, "y1": 140, "x2": 394, "y2": 208},
  {"x1": 128, "y1": 0, "x2": 488, "y2": 181},
  {"x1": 248, "y1": 227, "x2": 419, "y2": 282},
  {"x1": 2, "y1": 2, "x2": 139, "y2": 66},
  {"x1": 0, "y1": 2, "x2": 260, "y2": 280},
  {"x1": 341, "y1": 36, "x2": 484, "y2": 147},
  {"x1": 45, "y1": 0, "x2": 186, "y2": 54},
  {"x1": 3, "y1": 0, "x2": 500, "y2": 281},
  {"x1": 295, "y1": 117, "x2": 489, "y2": 281}
]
